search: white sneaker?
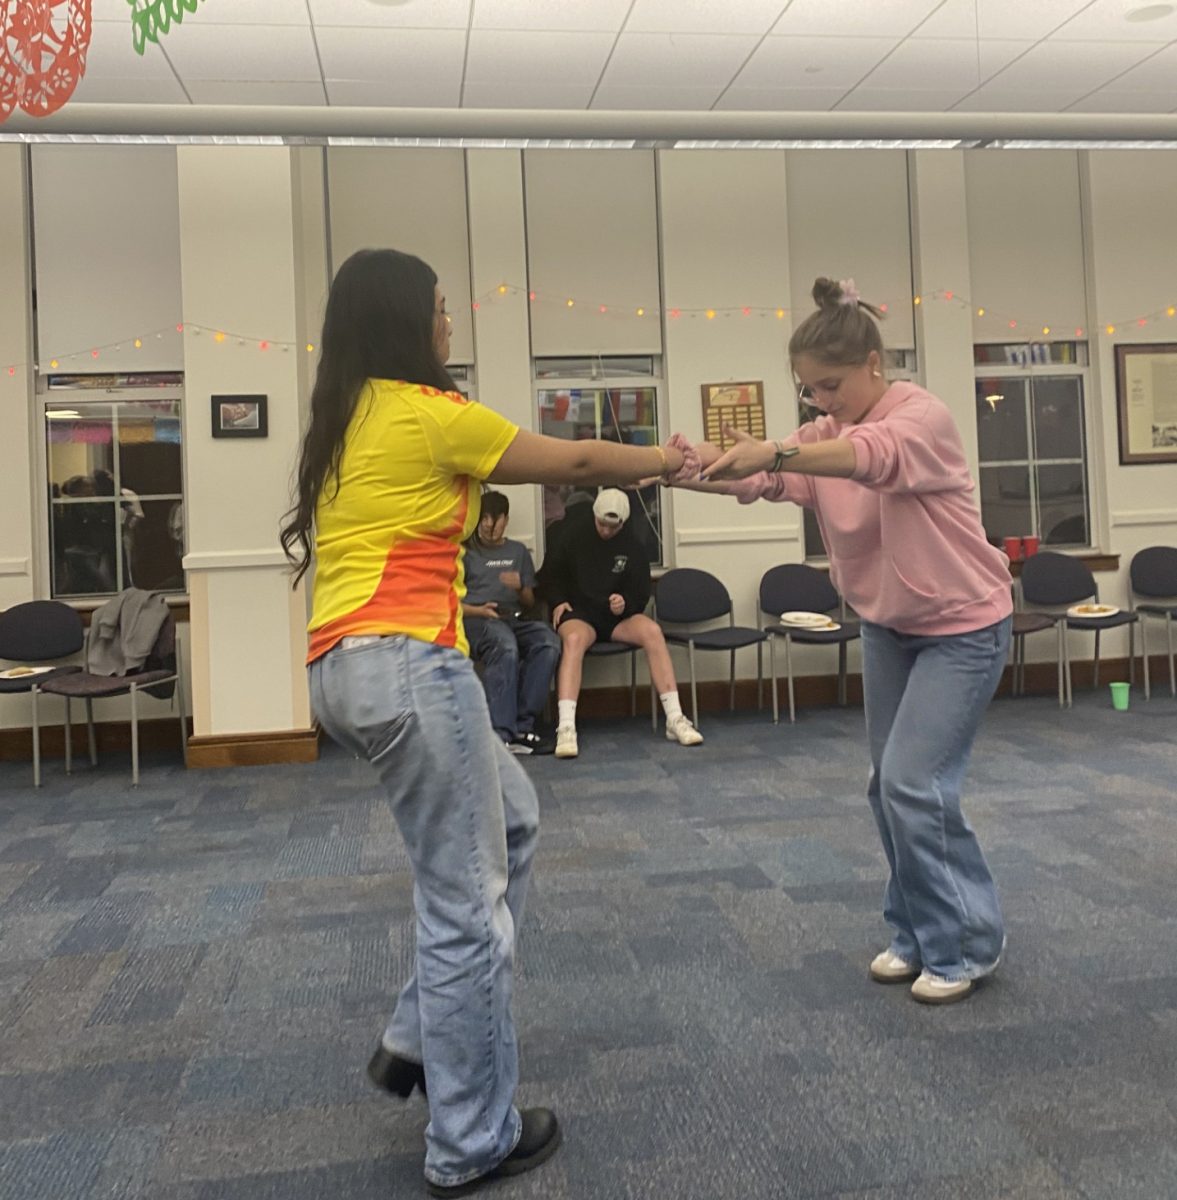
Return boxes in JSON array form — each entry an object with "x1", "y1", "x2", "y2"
[
  {"x1": 665, "y1": 714, "x2": 703, "y2": 746},
  {"x1": 554, "y1": 724, "x2": 578, "y2": 759},
  {"x1": 869, "y1": 949, "x2": 920, "y2": 984},
  {"x1": 910, "y1": 969, "x2": 974, "y2": 1005}
]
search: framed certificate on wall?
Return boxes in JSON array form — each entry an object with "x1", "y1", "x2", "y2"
[
  {"x1": 1115, "y1": 344, "x2": 1177, "y2": 465},
  {"x1": 700, "y1": 380, "x2": 766, "y2": 450}
]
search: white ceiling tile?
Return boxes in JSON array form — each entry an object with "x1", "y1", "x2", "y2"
[
  {"x1": 601, "y1": 32, "x2": 762, "y2": 87},
  {"x1": 71, "y1": 75, "x2": 190, "y2": 104},
  {"x1": 713, "y1": 86, "x2": 846, "y2": 110},
  {"x1": 161, "y1": 24, "x2": 322, "y2": 81},
  {"x1": 185, "y1": 80, "x2": 329, "y2": 106},
  {"x1": 471, "y1": 0, "x2": 631, "y2": 32},
  {"x1": 326, "y1": 78, "x2": 461, "y2": 107},
  {"x1": 308, "y1": 0, "x2": 470, "y2": 28},
  {"x1": 859, "y1": 38, "x2": 1031, "y2": 90},
  {"x1": 461, "y1": 82, "x2": 595, "y2": 108},
  {"x1": 317, "y1": 27, "x2": 467, "y2": 87},
  {"x1": 95, "y1": 0, "x2": 310, "y2": 26},
  {"x1": 590, "y1": 84, "x2": 725, "y2": 110},
  {"x1": 983, "y1": 39, "x2": 1159, "y2": 91},
  {"x1": 1066, "y1": 89, "x2": 1177, "y2": 112},
  {"x1": 465, "y1": 31, "x2": 616, "y2": 86},
  {"x1": 1100, "y1": 41, "x2": 1177, "y2": 89},
  {"x1": 952, "y1": 87, "x2": 1095, "y2": 111},
  {"x1": 734, "y1": 35, "x2": 898, "y2": 90},
  {"x1": 1054, "y1": 0, "x2": 1177, "y2": 41},
  {"x1": 839, "y1": 86, "x2": 974, "y2": 110},
  {"x1": 626, "y1": 0, "x2": 790, "y2": 36},
  {"x1": 911, "y1": 0, "x2": 1091, "y2": 40},
  {"x1": 772, "y1": 0, "x2": 944, "y2": 38},
  {"x1": 81, "y1": 21, "x2": 177, "y2": 79}
]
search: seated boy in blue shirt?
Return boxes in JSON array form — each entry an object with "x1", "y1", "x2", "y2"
[{"x1": 464, "y1": 491, "x2": 561, "y2": 755}]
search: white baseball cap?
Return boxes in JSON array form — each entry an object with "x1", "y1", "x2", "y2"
[{"x1": 592, "y1": 488, "x2": 630, "y2": 527}]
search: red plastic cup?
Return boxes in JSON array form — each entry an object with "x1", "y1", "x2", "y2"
[
  {"x1": 1003, "y1": 536, "x2": 1023, "y2": 562},
  {"x1": 1022, "y1": 535, "x2": 1039, "y2": 557}
]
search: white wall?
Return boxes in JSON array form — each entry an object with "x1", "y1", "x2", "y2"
[{"x1": 31, "y1": 146, "x2": 183, "y2": 373}]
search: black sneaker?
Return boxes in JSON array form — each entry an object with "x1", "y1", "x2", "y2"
[
  {"x1": 509, "y1": 731, "x2": 554, "y2": 756},
  {"x1": 426, "y1": 1108, "x2": 562, "y2": 1197},
  {"x1": 366, "y1": 1044, "x2": 426, "y2": 1098}
]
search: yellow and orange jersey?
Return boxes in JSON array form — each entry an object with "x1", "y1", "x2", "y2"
[{"x1": 306, "y1": 379, "x2": 518, "y2": 663}]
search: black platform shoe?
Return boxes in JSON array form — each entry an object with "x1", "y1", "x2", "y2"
[
  {"x1": 366, "y1": 1044, "x2": 427, "y2": 1098},
  {"x1": 425, "y1": 1108, "x2": 562, "y2": 1197}
]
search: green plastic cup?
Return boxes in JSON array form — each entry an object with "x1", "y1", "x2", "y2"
[{"x1": 1109, "y1": 682, "x2": 1130, "y2": 711}]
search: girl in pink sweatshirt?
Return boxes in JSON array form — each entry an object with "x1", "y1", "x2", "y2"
[{"x1": 677, "y1": 277, "x2": 1013, "y2": 1006}]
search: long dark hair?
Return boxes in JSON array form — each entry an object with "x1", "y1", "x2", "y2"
[{"x1": 280, "y1": 249, "x2": 456, "y2": 585}]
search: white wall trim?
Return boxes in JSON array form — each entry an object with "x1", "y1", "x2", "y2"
[
  {"x1": 1110, "y1": 509, "x2": 1177, "y2": 528},
  {"x1": 675, "y1": 524, "x2": 800, "y2": 547},
  {"x1": 182, "y1": 549, "x2": 291, "y2": 572},
  {"x1": 0, "y1": 557, "x2": 29, "y2": 577}
]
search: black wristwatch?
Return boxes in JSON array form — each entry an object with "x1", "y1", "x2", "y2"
[{"x1": 769, "y1": 440, "x2": 800, "y2": 472}]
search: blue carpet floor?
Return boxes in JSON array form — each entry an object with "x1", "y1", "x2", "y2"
[{"x1": 1, "y1": 690, "x2": 1176, "y2": 1199}]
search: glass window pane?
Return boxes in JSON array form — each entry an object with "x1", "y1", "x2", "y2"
[
  {"x1": 47, "y1": 405, "x2": 115, "y2": 496},
  {"x1": 803, "y1": 508, "x2": 826, "y2": 560},
  {"x1": 1037, "y1": 463, "x2": 1088, "y2": 546},
  {"x1": 976, "y1": 378, "x2": 1028, "y2": 462},
  {"x1": 1031, "y1": 376, "x2": 1084, "y2": 460},
  {"x1": 123, "y1": 498, "x2": 185, "y2": 591},
  {"x1": 979, "y1": 465, "x2": 1032, "y2": 546},
  {"x1": 117, "y1": 400, "x2": 183, "y2": 495},
  {"x1": 51, "y1": 500, "x2": 118, "y2": 596}
]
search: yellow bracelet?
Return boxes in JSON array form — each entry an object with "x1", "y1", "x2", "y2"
[{"x1": 655, "y1": 444, "x2": 670, "y2": 476}]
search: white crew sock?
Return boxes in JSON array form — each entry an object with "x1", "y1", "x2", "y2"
[
  {"x1": 659, "y1": 691, "x2": 683, "y2": 722},
  {"x1": 558, "y1": 700, "x2": 577, "y2": 728}
]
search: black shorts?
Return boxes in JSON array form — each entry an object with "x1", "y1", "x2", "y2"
[{"x1": 557, "y1": 608, "x2": 623, "y2": 643}]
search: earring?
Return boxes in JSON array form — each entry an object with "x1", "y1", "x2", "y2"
[{"x1": 871, "y1": 370, "x2": 882, "y2": 378}]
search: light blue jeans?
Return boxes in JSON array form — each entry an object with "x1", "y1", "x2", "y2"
[
  {"x1": 309, "y1": 635, "x2": 537, "y2": 1187},
  {"x1": 861, "y1": 616, "x2": 1012, "y2": 982}
]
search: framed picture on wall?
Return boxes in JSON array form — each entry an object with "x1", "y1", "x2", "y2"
[
  {"x1": 1115, "y1": 344, "x2": 1177, "y2": 464},
  {"x1": 211, "y1": 394, "x2": 268, "y2": 439},
  {"x1": 700, "y1": 380, "x2": 767, "y2": 450}
]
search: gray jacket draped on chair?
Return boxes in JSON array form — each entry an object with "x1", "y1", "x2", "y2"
[{"x1": 87, "y1": 589, "x2": 170, "y2": 677}]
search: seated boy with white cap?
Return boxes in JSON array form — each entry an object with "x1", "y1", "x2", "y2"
[{"x1": 540, "y1": 487, "x2": 703, "y2": 758}]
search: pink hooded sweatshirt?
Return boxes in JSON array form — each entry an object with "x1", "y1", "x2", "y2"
[{"x1": 727, "y1": 381, "x2": 1012, "y2": 637}]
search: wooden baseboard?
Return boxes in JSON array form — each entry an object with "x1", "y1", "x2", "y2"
[
  {"x1": 0, "y1": 716, "x2": 192, "y2": 763},
  {"x1": 0, "y1": 720, "x2": 320, "y2": 767},
  {"x1": 185, "y1": 727, "x2": 321, "y2": 768}
]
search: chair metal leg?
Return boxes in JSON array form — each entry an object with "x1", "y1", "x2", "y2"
[
  {"x1": 756, "y1": 642, "x2": 763, "y2": 711},
  {"x1": 770, "y1": 636, "x2": 779, "y2": 725},
  {"x1": 630, "y1": 651, "x2": 637, "y2": 717},
  {"x1": 729, "y1": 648, "x2": 736, "y2": 712},
  {"x1": 64, "y1": 696, "x2": 73, "y2": 774},
  {"x1": 1142, "y1": 617, "x2": 1151, "y2": 700},
  {"x1": 1168, "y1": 613, "x2": 1175, "y2": 697},
  {"x1": 650, "y1": 680, "x2": 657, "y2": 733},
  {"x1": 178, "y1": 663, "x2": 189, "y2": 768},
  {"x1": 32, "y1": 686, "x2": 42, "y2": 788},
  {"x1": 1128, "y1": 622, "x2": 1135, "y2": 687},
  {"x1": 837, "y1": 641, "x2": 848, "y2": 706},
  {"x1": 1055, "y1": 625, "x2": 1065, "y2": 709},
  {"x1": 131, "y1": 684, "x2": 140, "y2": 787},
  {"x1": 1064, "y1": 634, "x2": 1074, "y2": 708},
  {"x1": 785, "y1": 635, "x2": 796, "y2": 724},
  {"x1": 688, "y1": 641, "x2": 699, "y2": 728},
  {"x1": 85, "y1": 698, "x2": 97, "y2": 766},
  {"x1": 1092, "y1": 630, "x2": 1101, "y2": 690}
]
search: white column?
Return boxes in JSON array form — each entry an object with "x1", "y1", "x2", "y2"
[
  {"x1": 0, "y1": 145, "x2": 35, "y2": 612},
  {"x1": 177, "y1": 146, "x2": 320, "y2": 754},
  {"x1": 465, "y1": 149, "x2": 539, "y2": 551},
  {"x1": 907, "y1": 151, "x2": 980, "y2": 473}
]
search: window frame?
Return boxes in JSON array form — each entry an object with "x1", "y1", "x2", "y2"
[
  {"x1": 532, "y1": 357, "x2": 669, "y2": 568},
  {"x1": 973, "y1": 349, "x2": 1094, "y2": 552},
  {"x1": 34, "y1": 377, "x2": 188, "y2": 602}
]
